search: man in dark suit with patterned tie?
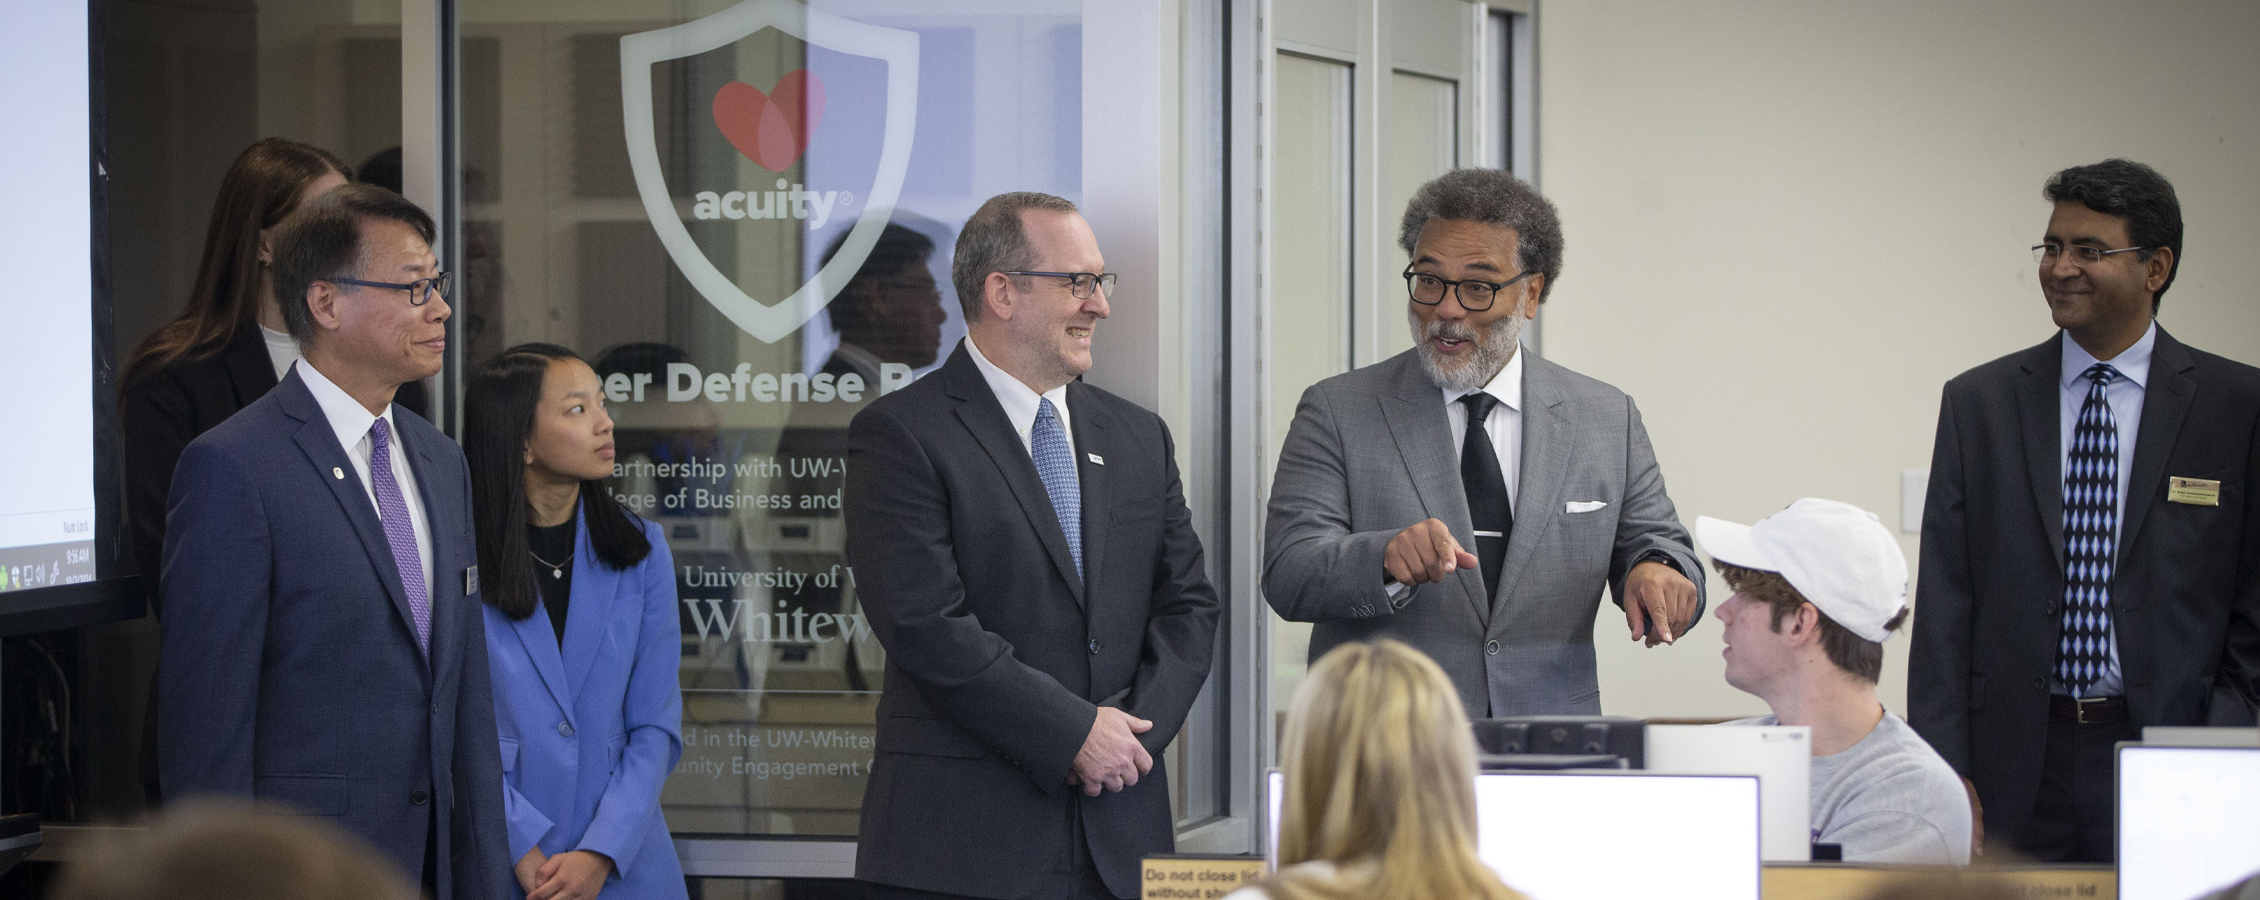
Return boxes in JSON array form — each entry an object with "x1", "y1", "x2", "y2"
[
  {"x1": 845, "y1": 192, "x2": 1220, "y2": 900},
  {"x1": 159, "y1": 184, "x2": 511, "y2": 898},
  {"x1": 1911, "y1": 159, "x2": 2260, "y2": 862}
]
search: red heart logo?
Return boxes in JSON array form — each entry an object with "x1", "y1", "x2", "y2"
[{"x1": 712, "y1": 70, "x2": 827, "y2": 171}]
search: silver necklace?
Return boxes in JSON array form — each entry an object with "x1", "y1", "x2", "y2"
[{"x1": 529, "y1": 548, "x2": 568, "y2": 580}]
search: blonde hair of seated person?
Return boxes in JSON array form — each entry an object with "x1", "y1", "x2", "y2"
[
  {"x1": 1265, "y1": 639, "x2": 1526, "y2": 900},
  {"x1": 50, "y1": 800, "x2": 421, "y2": 900}
]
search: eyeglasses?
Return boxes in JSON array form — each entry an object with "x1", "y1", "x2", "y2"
[
  {"x1": 330, "y1": 272, "x2": 453, "y2": 306},
  {"x1": 1403, "y1": 267, "x2": 1536, "y2": 312},
  {"x1": 1003, "y1": 270, "x2": 1116, "y2": 300},
  {"x1": 2031, "y1": 243, "x2": 2148, "y2": 265}
]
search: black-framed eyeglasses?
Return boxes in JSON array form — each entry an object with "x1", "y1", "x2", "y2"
[
  {"x1": 329, "y1": 272, "x2": 453, "y2": 306},
  {"x1": 2031, "y1": 243, "x2": 2148, "y2": 265},
  {"x1": 1403, "y1": 267, "x2": 1535, "y2": 312},
  {"x1": 1003, "y1": 270, "x2": 1116, "y2": 300}
]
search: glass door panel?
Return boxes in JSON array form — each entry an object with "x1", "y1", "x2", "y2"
[{"x1": 1265, "y1": 51, "x2": 1353, "y2": 739}]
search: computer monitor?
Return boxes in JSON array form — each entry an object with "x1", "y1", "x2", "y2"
[
  {"x1": 1645, "y1": 724, "x2": 1812, "y2": 861},
  {"x1": 2118, "y1": 745, "x2": 2260, "y2": 900},
  {"x1": 2140, "y1": 726, "x2": 2260, "y2": 748},
  {"x1": 1266, "y1": 769, "x2": 1761, "y2": 900}
]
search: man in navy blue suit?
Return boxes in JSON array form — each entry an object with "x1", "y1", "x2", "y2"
[{"x1": 159, "y1": 183, "x2": 511, "y2": 900}]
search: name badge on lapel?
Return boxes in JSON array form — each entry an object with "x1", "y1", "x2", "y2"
[
  {"x1": 2167, "y1": 477, "x2": 2221, "y2": 507},
  {"x1": 465, "y1": 565, "x2": 480, "y2": 594}
]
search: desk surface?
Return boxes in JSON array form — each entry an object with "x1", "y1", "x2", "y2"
[
  {"x1": 1144, "y1": 856, "x2": 2119, "y2": 900},
  {"x1": 1763, "y1": 863, "x2": 2114, "y2": 900}
]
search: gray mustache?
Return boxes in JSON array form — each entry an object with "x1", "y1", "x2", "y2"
[{"x1": 1421, "y1": 321, "x2": 1479, "y2": 341}]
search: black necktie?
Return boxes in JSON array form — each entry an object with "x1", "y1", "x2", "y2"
[{"x1": 1459, "y1": 393, "x2": 1513, "y2": 600}]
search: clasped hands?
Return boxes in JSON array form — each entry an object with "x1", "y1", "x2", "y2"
[
  {"x1": 515, "y1": 847, "x2": 613, "y2": 900},
  {"x1": 1066, "y1": 706, "x2": 1153, "y2": 797},
  {"x1": 1383, "y1": 518, "x2": 1698, "y2": 646}
]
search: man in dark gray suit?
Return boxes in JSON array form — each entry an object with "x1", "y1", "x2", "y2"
[
  {"x1": 1264, "y1": 168, "x2": 1704, "y2": 721},
  {"x1": 160, "y1": 184, "x2": 510, "y2": 899},
  {"x1": 1911, "y1": 159, "x2": 2260, "y2": 862},
  {"x1": 847, "y1": 192, "x2": 1219, "y2": 899}
]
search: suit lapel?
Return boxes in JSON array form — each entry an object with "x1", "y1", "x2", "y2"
[
  {"x1": 512, "y1": 604, "x2": 575, "y2": 717},
  {"x1": 943, "y1": 348, "x2": 1087, "y2": 606},
  {"x1": 2016, "y1": 339, "x2": 2068, "y2": 571},
  {"x1": 1502, "y1": 354, "x2": 1574, "y2": 613},
  {"x1": 2118, "y1": 328, "x2": 2196, "y2": 566},
  {"x1": 277, "y1": 374, "x2": 426, "y2": 664},
  {"x1": 560, "y1": 511, "x2": 607, "y2": 705},
  {"x1": 1377, "y1": 354, "x2": 1488, "y2": 626},
  {"x1": 1070, "y1": 384, "x2": 1110, "y2": 605}
]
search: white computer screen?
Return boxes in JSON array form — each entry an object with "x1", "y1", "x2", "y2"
[
  {"x1": 1267, "y1": 769, "x2": 1762, "y2": 900},
  {"x1": 2119, "y1": 745, "x2": 2260, "y2": 900},
  {"x1": 0, "y1": 2, "x2": 96, "y2": 592}
]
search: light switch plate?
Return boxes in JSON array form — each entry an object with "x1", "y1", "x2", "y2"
[{"x1": 1901, "y1": 469, "x2": 1928, "y2": 534}]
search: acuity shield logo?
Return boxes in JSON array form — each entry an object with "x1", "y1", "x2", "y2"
[{"x1": 621, "y1": 0, "x2": 919, "y2": 343}]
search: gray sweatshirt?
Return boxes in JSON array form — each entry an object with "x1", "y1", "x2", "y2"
[{"x1": 1731, "y1": 711, "x2": 1971, "y2": 865}]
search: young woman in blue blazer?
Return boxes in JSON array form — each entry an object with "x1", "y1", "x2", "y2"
[{"x1": 466, "y1": 343, "x2": 687, "y2": 900}]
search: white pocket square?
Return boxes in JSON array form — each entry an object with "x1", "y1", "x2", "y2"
[{"x1": 1565, "y1": 500, "x2": 1609, "y2": 513}]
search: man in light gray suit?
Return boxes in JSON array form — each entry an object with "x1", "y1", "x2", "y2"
[{"x1": 1264, "y1": 168, "x2": 1704, "y2": 720}]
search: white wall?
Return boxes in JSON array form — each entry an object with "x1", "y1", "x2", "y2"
[{"x1": 1533, "y1": 0, "x2": 2260, "y2": 719}]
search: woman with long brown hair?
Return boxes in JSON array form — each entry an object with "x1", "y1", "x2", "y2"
[
  {"x1": 119, "y1": 137, "x2": 428, "y2": 615},
  {"x1": 1233, "y1": 640, "x2": 1526, "y2": 900}
]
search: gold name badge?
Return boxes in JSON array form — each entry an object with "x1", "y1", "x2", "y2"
[{"x1": 2168, "y1": 477, "x2": 2222, "y2": 507}]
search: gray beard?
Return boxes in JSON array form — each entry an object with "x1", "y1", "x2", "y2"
[{"x1": 1410, "y1": 308, "x2": 1524, "y2": 393}]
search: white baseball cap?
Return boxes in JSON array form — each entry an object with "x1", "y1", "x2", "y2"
[{"x1": 1694, "y1": 498, "x2": 1908, "y2": 643}]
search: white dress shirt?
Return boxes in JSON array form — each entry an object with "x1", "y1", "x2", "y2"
[
  {"x1": 261, "y1": 325, "x2": 300, "y2": 382},
  {"x1": 2053, "y1": 322, "x2": 2154, "y2": 698},
  {"x1": 297, "y1": 358, "x2": 434, "y2": 598},
  {"x1": 1386, "y1": 345, "x2": 1526, "y2": 600},
  {"x1": 963, "y1": 336, "x2": 1077, "y2": 462}
]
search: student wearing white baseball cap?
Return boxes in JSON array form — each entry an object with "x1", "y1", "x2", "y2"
[{"x1": 1698, "y1": 498, "x2": 1972, "y2": 865}]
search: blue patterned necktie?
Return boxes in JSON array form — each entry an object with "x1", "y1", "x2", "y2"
[
  {"x1": 2057, "y1": 363, "x2": 2119, "y2": 697},
  {"x1": 370, "y1": 418, "x2": 432, "y2": 652},
  {"x1": 1031, "y1": 397, "x2": 1083, "y2": 581}
]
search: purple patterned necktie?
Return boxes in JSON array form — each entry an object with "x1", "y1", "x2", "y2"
[{"x1": 369, "y1": 417, "x2": 432, "y2": 652}]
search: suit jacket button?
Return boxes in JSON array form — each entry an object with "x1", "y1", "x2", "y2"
[
  {"x1": 558, "y1": 721, "x2": 574, "y2": 737},
  {"x1": 411, "y1": 790, "x2": 428, "y2": 806},
  {"x1": 2033, "y1": 677, "x2": 2048, "y2": 691},
  {"x1": 1485, "y1": 640, "x2": 1501, "y2": 656},
  {"x1": 2046, "y1": 600, "x2": 2059, "y2": 615},
  {"x1": 1088, "y1": 639, "x2": 1101, "y2": 655}
]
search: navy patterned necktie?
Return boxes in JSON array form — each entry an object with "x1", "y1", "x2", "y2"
[
  {"x1": 2057, "y1": 363, "x2": 2120, "y2": 697},
  {"x1": 1031, "y1": 397, "x2": 1083, "y2": 582}
]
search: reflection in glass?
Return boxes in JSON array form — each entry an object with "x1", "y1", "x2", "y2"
[{"x1": 458, "y1": 0, "x2": 1082, "y2": 839}]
